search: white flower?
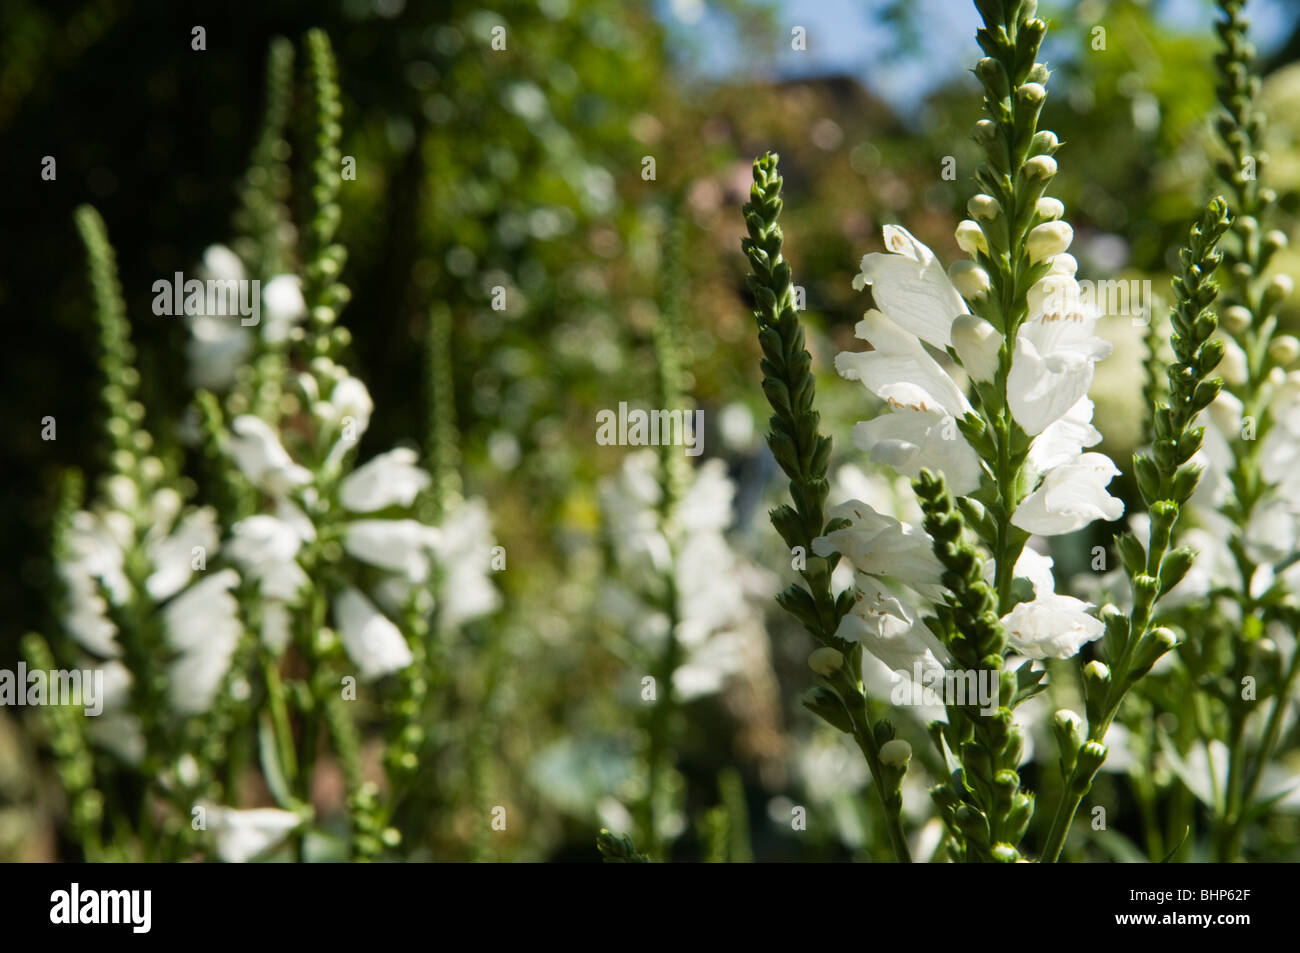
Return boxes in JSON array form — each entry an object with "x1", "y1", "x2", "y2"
[
  {"x1": 852, "y1": 225, "x2": 968, "y2": 350},
  {"x1": 1007, "y1": 274, "x2": 1112, "y2": 434},
  {"x1": 324, "y1": 375, "x2": 373, "y2": 440},
  {"x1": 186, "y1": 245, "x2": 253, "y2": 391},
  {"x1": 834, "y1": 575, "x2": 948, "y2": 677},
  {"x1": 161, "y1": 568, "x2": 242, "y2": 714},
  {"x1": 430, "y1": 498, "x2": 504, "y2": 627},
  {"x1": 984, "y1": 545, "x2": 1057, "y2": 598},
  {"x1": 339, "y1": 448, "x2": 431, "y2": 513},
  {"x1": 837, "y1": 310, "x2": 982, "y2": 494},
  {"x1": 144, "y1": 506, "x2": 220, "y2": 602},
  {"x1": 1027, "y1": 397, "x2": 1102, "y2": 472},
  {"x1": 228, "y1": 416, "x2": 312, "y2": 495},
  {"x1": 951, "y1": 314, "x2": 1000, "y2": 383},
  {"x1": 85, "y1": 661, "x2": 145, "y2": 764},
  {"x1": 58, "y1": 511, "x2": 133, "y2": 657},
  {"x1": 1012, "y1": 452, "x2": 1125, "y2": 535},
  {"x1": 1000, "y1": 592, "x2": 1104, "y2": 659},
  {"x1": 343, "y1": 519, "x2": 440, "y2": 582},
  {"x1": 262, "y1": 274, "x2": 307, "y2": 344},
  {"x1": 203, "y1": 804, "x2": 301, "y2": 863},
  {"x1": 333, "y1": 586, "x2": 413, "y2": 681},
  {"x1": 813, "y1": 499, "x2": 945, "y2": 600},
  {"x1": 226, "y1": 514, "x2": 308, "y2": 601}
]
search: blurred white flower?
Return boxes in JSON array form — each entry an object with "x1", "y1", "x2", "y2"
[
  {"x1": 333, "y1": 586, "x2": 413, "y2": 681},
  {"x1": 162, "y1": 568, "x2": 242, "y2": 714},
  {"x1": 339, "y1": 447, "x2": 431, "y2": 512},
  {"x1": 202, "y1": 804, "x2": 301, "y2": 863},
  {"x1": 261, "y1": 274, "x2": 307, "y2": 344},
  {"x1": 228, "y1": 415, "x2": 312, "y2": 495}
]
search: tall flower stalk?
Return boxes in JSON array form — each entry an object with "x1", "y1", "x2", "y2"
[
  {"x1": 1041, "y1": 199, "x2": 1232, "y2": 861},
  {"x1": 742, "y1": 154, "x2": 913, "y2": 863}
]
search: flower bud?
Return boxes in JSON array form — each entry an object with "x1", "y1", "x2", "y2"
[
  {"x1": 1264, "y1": 229, "x2": 1288, "y2": 252},
  {"x1": 1269, "y1": 334, "x2": 1300, "y2": 366},
  {"x1": 1030, "y1": 130, "x2": 1058, "y2": 157},
  {"x1": 1221, "y1": 305, "x2": 1252, "y2": 334},
  {"x1": 955, "y1": 219, "x2": 988, "y2": 256},
  {"x1": 972, "y1": 118, "x2": 998, "y2": 144},
  {"x1": 968, "y1": 193, "x2": 1000, "y2": 221},
  {"x1": 1264, "y1": 273, "x2": 1294, "y2": 311},
  {"x1": 1016, "y1": 82, "x2": 1046, "y2": 106},
  {"x1": 1052, "y1": 709, "x2": 1084, "y2": 763},
  {"x1": 948, "y1": 260, "x2": 991, "y2": 301},
  {"x1": 1024, "y1": 154, "x2": 1057, "y2": 183},
  {"x1": 879, "y1": 739, "x2": 912, "y2": 766},
  {"x1": 808, "y1": 646, "x2": 844, "y2": 676},
  {"x1": 1082, "y1": 661, "x2": 1111, "y2": 722},
  {"x1": 1026, "y1": 221, "x2": 1073, "y2": 262},
  {"x1": 991, "y1": 843, "x2": 1020, "y2": 863},
  {"x1": 952, "y1": 314, "x2": 1001, "y2": 382},
  {"x1": 1035, "y1": 197, "x2": 1064, "y2": 220}
]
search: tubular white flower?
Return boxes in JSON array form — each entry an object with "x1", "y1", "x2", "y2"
[
  {"x1": 813, "y1": 499, "x2": 946, "y2": 600},
  {"x1": 837, "y1": 311, "x2": 970, "y2": 415},
  {"x1": 1000, "y1": 592, "x2": 1104, "y2": 660},
  {"x1": 339, "y1": 447, "x2": 432, "y2": 513},
  {"x1": 1027, "y1": 397, "x2": 1102, "y2": 472},
  {"x1": 325, "y1": 375, "x2": 373, "y2": 439},
  {"x1": 202, "y1": 804, "x2": 301, "y2": 863},
  {"x1": 145, "y1": 506, "x2": 220, "y2": 602},
  {"x1": 262, "y1": 274, "x2": 307, "y2": 344},
  {"x1": 201, "y1": 244, "x2": 245, "y2": 282},
  {"x1": 162, "y1": 568, "x2": 242, "y2": 714},
  {"x1": 948, "y1": 260, "x2": 991, "y2": 301},
  {"x1": 431, "y1": 497, "x2": 505, "y2": 627},
  {"x1": 851, "y1": 411, "x2": 983, "y2": 495},
  {"x1": 228, "y1": 415, "x2": 312, "y2": 495},
  {"x1": 984, "y1": 545, "x2": 1056, "y2": 598},
  {"x1": 1007, "y1": 277, "x2": 1112, "y2": 435},
  {"x1": 832, "y1": 574, "x2": 949, "y2": 678},
  {"x1": 852, "y1": 226, "x2": 968, "y2": 350},
  {"x1": 1011, "y1": 452, "x2": 1125, "y2": 535},
  {"x1": 951, "y1": 314, "x2": 1001, "y2": 383},
  {"x1": 333, "y1": 586, "x2": 414, "y2": 681},
  {"x1": 343, "y1": 518, "x2": 440, "y2": 582},
  {"x1": 226, "y1": 514, "x2": 308, "y2": 601},
  {"x1": 836, "y1": 310, "x2": 982, "y2": 493}
]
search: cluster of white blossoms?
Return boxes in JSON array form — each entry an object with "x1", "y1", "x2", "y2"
[
  {"x1": 54, "y1": 242, "x2": 502, "y2": 861},
  {"x1": 185, "y1": 244, "x2": 310, "y2": 391},
  {"x1": 597, "y1": 449, "x2": 770, "y2": 700},
  {"x1": 821, "y1": 223, "x2": 1126, "y2": 671}
]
